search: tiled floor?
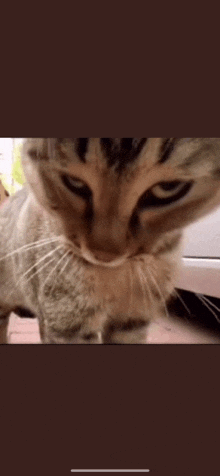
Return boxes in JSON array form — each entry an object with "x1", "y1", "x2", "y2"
[
  {"x1": 6, "y1": 312, "x2": 220, "y2": 344},
  {"x1": 8, "y1": 313, "x2": 41, "y2": 344}
]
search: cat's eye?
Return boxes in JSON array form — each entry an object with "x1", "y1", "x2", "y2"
[
  {"x1": 61, "y1": 175, "x2": 92, "y2": 200},
  {"x1": 151, "y1": 181, "x2": 188, "y2": 199},
  {"x1": 138, "y1": 180, "x2": 193, "y2": 209}
]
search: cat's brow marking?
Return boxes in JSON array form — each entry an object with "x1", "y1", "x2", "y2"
[
  {"x1": 158, "y1": 138, "x2": 176, "y2": 164},
  {"x1": 100, "y1": 138, "x2": 147, "y2": 169},
  {"x1": 75, "y1": 138, "x2": 89, "y2": 162}
]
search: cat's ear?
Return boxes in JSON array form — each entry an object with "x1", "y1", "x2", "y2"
[{"x1": 23, "y1": 139, "x2": 50, "y2": 161}]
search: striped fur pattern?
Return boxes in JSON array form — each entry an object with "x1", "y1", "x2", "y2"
[{"x1": 1, "y1": 138, "x2": 220, "y2": 343}]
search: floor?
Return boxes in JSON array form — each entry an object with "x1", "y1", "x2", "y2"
[
  {"x1": 7, "y1": 312, "x2": 220, "y2": 344},
  {"x1": 8, "y1": 313, "x2": 41, "y2": 344}
]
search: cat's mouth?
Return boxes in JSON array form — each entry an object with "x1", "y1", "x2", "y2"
[
  {"x1": 59, "y1": 235, "x2": 147, "y2": 268},
  {"x1": 59, "y1": 235, "x2": 130, "y2": 267},
  {"x1": 80, "y1": 246, "x2": 128, "y2": 268}
]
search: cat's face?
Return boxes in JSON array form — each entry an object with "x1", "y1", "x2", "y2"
[{"x1": 22, "y1": 138, "x2": 220, "y2": 266}]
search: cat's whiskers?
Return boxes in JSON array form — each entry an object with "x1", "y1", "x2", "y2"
[
  {"x1": 0, "y1": 237, "x2": 61, "y2": 263},
  {"x1": 195, "y1": 293, "x2": 220, "y2": 325},
  {"x1": 41, "y1": 249, "x2": 71, "y2": 293},
  {"x1": 56, "y1": 252, "x2": 72, "y2": 277},
  {"x1": 200, "y1": 294, "x2": 220, "y2": 314},
  {"x1": 147, "y1": 267, "x2": 170, "y2": 320},
  {"x1": 134, "y1": 263, "x2": 170, "y2": 332},
  {"x1": 4, "y1": 245, "x2": 64, "y2": 301},
  {"x1": 138, "y1": 262, "x2": 169, "y2": 328},
  {"x1": 136, "y1": 264, "x2": 149, "y2": 314},
  {"x1": 47, "y1": 252, "x2": 72, "y2": 298},
  {"x1": 173, "y1": 289, "x2": 191, "y2": 322},
  {"x1": 173, "y1": 289, "x2": 191, "y2": 318},
  {"x1": 139, "y1": 264, "x2": 154, "y2": 308},
  {"x1": 17, "y1": 245, "x2": 64, "y2": 286},
  {"x1": 24, "y1": 256, "x2": 59, "y2": 285}
]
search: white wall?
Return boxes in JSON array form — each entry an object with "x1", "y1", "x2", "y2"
[
  {"x1": 183, "y1": 207, "x2": 220, "y2": 258},
  {"x1": 177, "y1": 207, "x2": 220, "y2": 297},
  {"x1": 0, "y1": 138, "x2": 13, "y2": 175}
]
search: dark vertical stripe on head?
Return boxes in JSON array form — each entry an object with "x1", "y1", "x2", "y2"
[
  {"x1": 75, "y1": 138, "x2": 89, "y2": 162},
  {"x1": 159, "y1": 138, "x2": 176, "y2": 164},
  {"x1": 121, "y1": 138, "x2": 134, "y2": 152},
  {"x1": 100, "y1": 138, "x2": 114, "y2": 158},
  {"x1": 100, "y1": 138, "x2": 147, "y2": 170}
]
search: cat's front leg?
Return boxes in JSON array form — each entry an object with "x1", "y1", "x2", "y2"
[
  {"x1": 103, "y1": 316, "x2": 149, "y2": 344},
  {"x1": 0, "y1": 313, "x2": 10, "y2": 344},
  {"x1": 37, "y1": 302, "x2": 105, "y2": 344},
  {"x1": 43, "y1": 325, "x2": 102, "y2": 344}
]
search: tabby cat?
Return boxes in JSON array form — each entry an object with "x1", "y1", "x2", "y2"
[{"x1": 1, "y1": 138, "x2": 220, "y2": 344}]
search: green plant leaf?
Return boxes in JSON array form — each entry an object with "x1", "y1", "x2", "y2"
[{"x1": 12, "y1": 143, "x2": 25, "y2": 186}]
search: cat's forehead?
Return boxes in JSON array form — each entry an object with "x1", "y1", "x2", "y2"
[
  {"x1": 98, "y1": 138, "x2": 148, "y2": 169},
  {"x1": 55, "y1": 138, "x2": 161, "y2": 172},
  {"x1": 25, "y1": 138, "x2": 220, "y2": 180},
  {"x1": 57, "y1": 138, "x2": 148, "y2": 162},
  {"x1": 55, "y1": 138, "x2": 200, "y2": 168}
]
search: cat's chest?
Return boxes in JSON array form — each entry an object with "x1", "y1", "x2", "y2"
[{"x1": 38, "y1": 254, "x2": 156, "y2": 320}]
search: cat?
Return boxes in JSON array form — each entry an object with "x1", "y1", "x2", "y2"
[{"x1": 1, "y1": 138, "x2": 220, "y2": 344}]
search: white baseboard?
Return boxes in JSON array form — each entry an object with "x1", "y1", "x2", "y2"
[{"x1": 177, "y1": 258, "x2": 220, "y2": 298}]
